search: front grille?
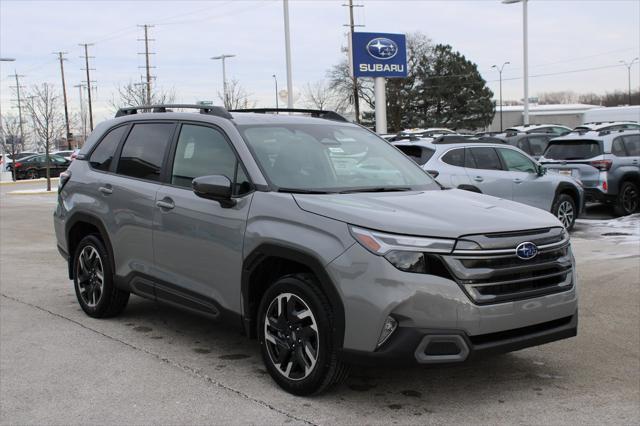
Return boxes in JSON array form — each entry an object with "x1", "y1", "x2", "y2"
[{"x1": 441, "y1": 228, "x2": 574, "y2": 305}]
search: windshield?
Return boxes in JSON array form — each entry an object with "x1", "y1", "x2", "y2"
[
  {"x1": 239, "y1": 123, "x2": 439, "y2": 192},
  {"x1": 544, "y1": 140, "x2": 602, "y2": 160}
]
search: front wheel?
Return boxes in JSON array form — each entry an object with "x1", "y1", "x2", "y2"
[
  {"x1": 257, "y1": 274, "x2": 348, "y2": 395},
  {"x1": 552, "y1": 193, "x2": 576, "y2": 230},
  {"x1": 615, "y1": 181, "x2": 639, "y2": 216}
]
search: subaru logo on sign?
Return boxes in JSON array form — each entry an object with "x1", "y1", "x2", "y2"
[
  {"x1": 366, "y1": 37, "x2": 398, "y2": 60},
  {"x1": 516, "y1": 242, "x2": 538, "y2": 260}
]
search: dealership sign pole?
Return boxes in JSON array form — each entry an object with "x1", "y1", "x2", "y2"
[{"x1": 352, "y1": 32, "x2": 407, "y2": 133}]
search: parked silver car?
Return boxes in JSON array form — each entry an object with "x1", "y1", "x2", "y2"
[
  {"x1": 394, "y1": 138, "x2": 584, "y2": 229},
  {"x1": 539, "y1": 129, "x2": 639, "y2": 216}
]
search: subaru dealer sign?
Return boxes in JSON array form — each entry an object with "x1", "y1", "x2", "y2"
[{"x1": 352, "y1": 32, "x2": 408, "y2": 78}]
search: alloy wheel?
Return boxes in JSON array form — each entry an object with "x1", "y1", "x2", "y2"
[
  {"x1": 76, "y1": 246, "x2": 104, "y2": 307},
  {"x1": 264, "y1": 293, "x2": 319, "y2": 381},
  {"x1": 557, "y1": 200, "x2": 574, "y2": 229}
]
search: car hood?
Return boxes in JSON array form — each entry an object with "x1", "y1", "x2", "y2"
[{"x1": 293, "y1": 189, "x2": 561, "y2": 238}]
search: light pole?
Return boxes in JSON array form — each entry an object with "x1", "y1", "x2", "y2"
[
  {"x1": 211, "y1": 54, "x2": 235, "y2": 108},
  {"x1": 272, "y1": 74, "x2": 279, "y2": 110},
  {"x1": 492, "y1": 61, "x2": 510, "y2": 131},
  {"x1": 619, "y1": 58, "x2": 638, "y2": 105},
  {"x1": 283, "y1": 0, "x2": 294, "y2": 108},
  {"x1": 502, "y1": 0, "x2": 529, "y2": 125},
  {"x1": 1, "y1": 58, "x2": 16, "y2": 180}
]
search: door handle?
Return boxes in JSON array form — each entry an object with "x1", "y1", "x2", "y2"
[
  {"x1": 156, "y1": 198, "x2": 175, "y2": 210},
  {"x1": 473, "y1": 176, "x2": 484, "y2": 182},
  {"x1": 98, "y1": 185, "x2": 112, "y2": 195},
  {"x1": 513, "y1": 178, "x2": 523, "y2": 184}
]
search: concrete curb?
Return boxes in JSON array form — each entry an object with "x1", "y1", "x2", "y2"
[
  {"x1": 0, "y1": 177, "x2": 60, "y2": 186},
  {"x1": 7, "y1": 189, "x2": 57, "y2": 195}
]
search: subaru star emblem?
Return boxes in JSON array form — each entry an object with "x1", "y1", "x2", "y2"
[
  {"x1": 366, "y1": 37, "x2": 398, "y2": 60},
  {"x1": 516, "y1": 242, "x2": 538, "y2": 260}
]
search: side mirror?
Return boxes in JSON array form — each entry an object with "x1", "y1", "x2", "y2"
[
  {"x1": 537, "y1": 165, "x2": 547, "y2": 176},
  {"x1": 192, "y1": 175, "x2": 236, "y2": 208},
  {"x1": 426, "y1": 169, "x2": 440, "y2": 178}
]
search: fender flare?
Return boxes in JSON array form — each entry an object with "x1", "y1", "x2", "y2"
[
  {"x1": 241, "y1": 243, "x2": 346, "y2": 348},
  {"x1": 65, "y1": 212, "x2": 115, "y2": 280}
]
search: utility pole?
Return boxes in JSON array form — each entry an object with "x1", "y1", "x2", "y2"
[
  {"x1": 79, "y1": 43, "x2": 95, "y2": 131},
  {"x1": 491, "y1": 62, "x2": 510, "y2": 131},
  {"x1": 619, "y1": 58, "x2": 639, "y2": 105},
  {"x1": 8, "y1": 71, "x2": 26, "y2": 151},
  {"x1": 344, "y1": 0, "x2": 363, "y2": 122},
  {"x1": 211, "y1": 54, "x2": 235, "y2": 108},
  {"x1": 272, "y1": 74, "x2": 279, "y2": 109},
  {"x1": 282, "y1": 0, "x2": 294, "y2": 108},
  {"x1": 74, "y1": 84, "x2": 87, "y2": 144},
  {"x1": 138, "y1": 24, "x2": 155, "y2": 105},
  {"x1": 54, "y1": 52, "x2": 72, "y2": 149}
]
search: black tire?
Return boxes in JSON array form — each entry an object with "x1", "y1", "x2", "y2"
[
  {"x1": 26, "y1": 169, "x2": 38, "y2": 179},
  {"x1": 257, "y1": 273, "x2": 348, "y2": 396},
  {"x1": 73, "y1": 235, "x2": 129, "y2": 318},
  {"x1": 552, "y1": 193, "x2": 576, "y2": 230},
  {"x1": 614, "y1": 181, "x2": 639, "y2": 216}
]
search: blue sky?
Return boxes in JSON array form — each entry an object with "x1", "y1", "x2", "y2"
[{"x1": 1, "y1": 0, "x2": 639, "y2": 124}]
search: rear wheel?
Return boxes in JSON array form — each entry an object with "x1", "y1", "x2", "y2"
[
  {"x1": 615, "y1": 181, "x2": 639, "y2": 216},
  {"x1": 552, "y1": 193, "x2": 576, "y2": 230},
  {"x1": 257, "y1": 274, "x2": 348, "y2": 395},
  {"x1": 26, "y1": 169, "x2": 38, "y2": 179},
  {"x1": 73, "y1": 235, "x2": 129, "y2": 318}
]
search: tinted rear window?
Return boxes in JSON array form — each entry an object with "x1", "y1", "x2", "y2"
[
  {"x1": 117, "y1": 123, "x2": 174, "y2": 181},
  {"x1": 544, "y1": 140, "x2": 602, "y2": 160},
  {"x1": 90, "y1": 125, "x2": 128, "y2": 171},
  {"x1": 441, "y1": 148, "x2": 465, "y2": 167},
  {"x1": 395, "y1": 145, "x2": 435, "y2": 165},
  {"x1": 624, "y1": 134, "x2": 640, "y2": 156}
]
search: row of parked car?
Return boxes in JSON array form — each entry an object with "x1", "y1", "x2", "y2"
[
  {"x1": 386, "y1": 121, "x2": 640, "y2": 229},
  {"x1": 0, "y1": 149, "x2": 79, "y2": 179}
]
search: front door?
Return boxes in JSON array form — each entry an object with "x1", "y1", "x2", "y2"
[
  {"x1": 464, "y1": 147, "x2": 513, "y2": 200},
  {"x1": 153, "y1": 123, "x2": 253, "y2": 318},
  {"x1": 497, "y1": 147, "x2": 554, "y2": 210}
]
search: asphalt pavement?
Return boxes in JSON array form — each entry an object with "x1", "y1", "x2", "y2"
[{"x1": 1, "y1": 181, "x2": 639, "y2": 425}]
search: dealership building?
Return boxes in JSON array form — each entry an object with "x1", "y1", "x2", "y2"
[{"x1": 486, "y1": 103, "x2": 601, "y2": 131}]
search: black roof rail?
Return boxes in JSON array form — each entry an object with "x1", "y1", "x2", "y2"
[
  {"x1": 230, "y1": 108, "x2": 348, "y2": 122},
  {"x1": 432, "y1": 135, "x2": 505, "y2": 145},
  {"x1": 115, "y1": 104, "x2": 233, "y2": 119}
]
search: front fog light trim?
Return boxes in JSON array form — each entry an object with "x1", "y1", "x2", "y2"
[{"x1": 377, "y1": 316, "x2": 398, "y2": 348}]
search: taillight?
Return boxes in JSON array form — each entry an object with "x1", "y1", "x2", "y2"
[
  {"x1": 14, "y1": 162, "x2": 22, "y2": 169},
  {"x1": 602, "y1": 181, "x2": 608, "y2": 191},
  {"x1": 58, "y1": 170, "x2": 71, "y2": 193},
  {"x1": 590, "y1": 159, "x2": 612, "y2": 171}
]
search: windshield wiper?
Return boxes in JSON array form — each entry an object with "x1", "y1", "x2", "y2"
[
  {"x1": 338, "y1": 187, "x2": 412, "y2": 194},
  {"x1": 277, "y1": 187, "x2": 333, "y2": 194}
]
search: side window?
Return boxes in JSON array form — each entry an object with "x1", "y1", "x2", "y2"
[
  {"x1": 526, "y1": 136, "x2": 550, "y2": 157},
  {"x1": 171, "y1": 124, "x2": 251, "y2": 195},
  {"x1": 117, "y1": 123, "x2": 174, "y2": 181},
  {"x1": 441, "y1": 148, "x2": 465, "y2": 167},
  {"x1": 623, "y1": 134, "x2": 640, "y2": 156},
  {"x1": 90, "y1": 125, "x2": 128, "y2": 171},
  {"x1": 516, "y1": 137, "x2": 530, "y2": 154},
  {"x1": 464, "y1": 148, "x2": 477, "y2": 168},
  {"x1": 498, "y1": 148, "x2": 537, "y2": 173},
  {"x1": 468, "y1": 147, "x2": 503, "y2": 171},
  {"x1": 553, "y1": 127, "x2": 569, "y2": 135},
  {"x1": 611, "y1": 137, "x2": 627, "y2": 157}
]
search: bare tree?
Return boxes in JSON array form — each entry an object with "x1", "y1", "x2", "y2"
[
  {"x1": 303, "y1": 80, "x2": 348, "y2": 112},
  {"x1": 1, "y1": 114, "x2": 22, "y2": 181},
  {"x1": 24, "y1": 83, "x2": 66, "y2": 191},
  {"x1": 109, "y1": 80, "x2": 176, "y2": 111},
  {"x1": 218, "y1": 79, "x2": 256, "y2": 110}
]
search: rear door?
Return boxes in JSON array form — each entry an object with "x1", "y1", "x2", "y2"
[
  {"x1": 152, "y1": 122, "x2": 254, "y2": 318},
  {"x1": 437, "y1": 147, "x2": 472, "y2": 188},
  {"x1": 464, "y1": 147, "x2": 513, "y2": 199},
  {"x1": 497, "y1": 147, "x2": 554, "y2": 210},
  {"x1": 107, "y1": 122, "x2": 176, "y2": 287},
  {"x1": 540, "y1": 139, "x2": 603, "y2": 190}
]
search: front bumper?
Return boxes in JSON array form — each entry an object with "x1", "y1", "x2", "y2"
[{"x1": 340, "y1": 312, "x2": 577, "y2": 366}]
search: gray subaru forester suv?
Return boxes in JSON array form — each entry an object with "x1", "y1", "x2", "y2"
[{"x1": 54, "y1": 105, "x2": 578, "y2": 395}]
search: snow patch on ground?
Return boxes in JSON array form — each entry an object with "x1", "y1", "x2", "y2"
[{"x1": 573, "y1": 214, "x2": 640, "y2": 246}]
